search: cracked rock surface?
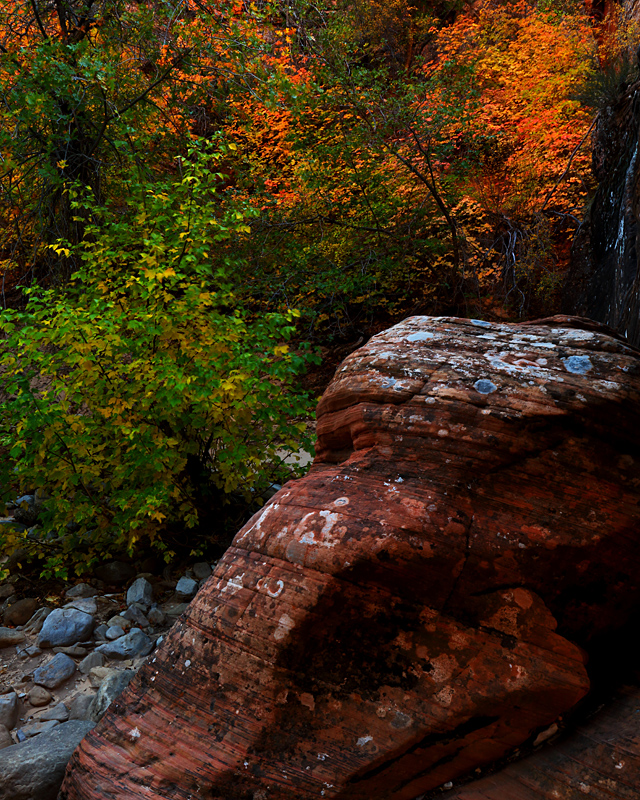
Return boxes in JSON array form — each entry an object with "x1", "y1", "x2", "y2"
[{"x1": 59, "y1": 315, "x2": 640, "y2": 800}]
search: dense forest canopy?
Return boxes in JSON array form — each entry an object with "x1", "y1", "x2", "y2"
[{"x1": 0, "y1": 0, "x2": 634, "y2": 576}]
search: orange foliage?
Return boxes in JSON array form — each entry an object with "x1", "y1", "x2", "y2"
[
  {"x1": 0, "y1": 0, "x2": 611, "y2": 321},
  {"x1": 401, "y1": 0, "x2": 599, "y2": 316},
  {"x1": 431, "y1": 0, "x2": 595, "y2": 214}
]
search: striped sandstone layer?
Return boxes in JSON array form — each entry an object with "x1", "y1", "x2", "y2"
[{"x1": 60, "y1": 315, "x2": 640, "y2": 800}]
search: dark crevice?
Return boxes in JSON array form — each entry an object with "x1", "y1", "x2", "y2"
[{"x1": 348, "y1": 715, "x2": 499, "y2": 786}]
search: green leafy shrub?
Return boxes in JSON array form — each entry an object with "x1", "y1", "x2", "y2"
[{"x1": 0, "y1": 144, "x2": 317, "y2": 578}]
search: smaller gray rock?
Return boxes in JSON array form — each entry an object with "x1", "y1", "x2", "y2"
[
  {"x1": 88, "y1": 666, "x2": 117, "y2": 688},
  {"x1": 0, "y1": 627, "x2": 25, "y2": 648},
  {"x1": 63, "y1": 597, "x2": 97, "y2": 615},
  {"x1": 22, "y1": 645, "x2": 42, "y2": 658},
  {"x1": 106, "y1": 615, "x2": 132, "y2": 631},
  {"x1": 52, "y1": 644, "x2": 88, "y2": 657},
  {"x1": 122, "y1": 605, "x2": 149, "y2": 628},
  {"x1": 64, "y1": 583, "x2": 98, "y2": 599},
  {"x1": 193, "y1": 562, "x2": 212, "y2": 580},
  {"x1": 105, "y1": 625, "x2": 125, "y2": 640},
  {"x1": 37, "y1": 607, "x2": 94, "y2": 648},
  {"x1": 68, "y1": 694, "x2": 94, "y2": 721},
  {"x1": 147, "y1": 605, "x2": 165, "y2": 626},
  {"x1": 126, "y1": 577, "x2": 153, "y2": 607},
  {"x1": 0, "y1": 692, "x2": 18, "y2": 730},
  {"x1": 95, "y1": 628, "x2": 153, "y2": 660},
  {"x1": 39, "y1": 702, "x2": 69, "y2": 722},
  {"x1": 23, "y1": 607, "x2": 51, "y2": 635},
  {"x1": 88, "y1": 670, "x2": 135, "y2": 722},
  {"x1": 19, "y1": 719, "x2": 60, "y2": 738},
  {"x1": 0, "y1": 723, "x2": 12, "y2": 750},
  {"x1": 175, "y1": 576, "x2": 198, "y2": 599},
  {"x1": 28, "y1": 686, "x2": 52, "y2": 707},
  {"x1": 78, "y1": 651, "x2": 105, "y2": 675},
  {"x1": 33, "y1": 653, "x2": 76, "y2": 689},
  {"x1": 93, "y1": 623, "x2": 108, "y2": 641}
]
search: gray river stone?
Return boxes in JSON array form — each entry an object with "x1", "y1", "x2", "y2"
[
  {"x1": 122, "y1": 604, "x2": 149, "y2": 628},
  {"x1": 0, "y1": 692, "x2": 18, "y2": 730},
  {"x1": 95, "y1": 628, "x2": 153, "y2": 660},
  {"x1": 126, "y1": 577, "x2": 153, "y2": 607},
  {"x1": 0, "y1": 719, "x2": 94, "y2": 800},
  {"x1": 33, "y1": 653, "x2": 76, "y2": 689},
  {"x1": 19, "y1": 719, "x2": 60, "y2": 739},
  {"x1": 64, "y1": 583, "x2": 98, "y2": 599},
  {"x1": 37, "y1": 608, "x2": 94, "y2": 648},
  {"x1": 63, "y1": 597, "x2": 97, "y2": 615},
  {"x1": 88, "y1": 670, "x2": 135, "y2": 722},
  {"x1": 0, "y1": 627, "x2": 25, "y2": 648},
  {"x1": 68, "y1": 694, "x2": 94, "y2": 721},
  {"x1": 175, "y1": 576, "x2": 198, "y2": 599},
  {"x1": 40, "y1": 702, "x2": 69, "y2": 722},
  {"x1": 193, "y1": 562, "x2": 212, "y2": 580},
  {"x1": 106, "y1": 625, "x2": 125, "y2": 640},
  {"x1": 78, "y1": 651, "x2": 105, "y2": 675},
  {"x1": 23, "y1": 608, "x2": 51, "y2": 635}
]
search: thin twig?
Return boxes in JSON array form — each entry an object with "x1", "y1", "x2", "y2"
[{"x1": 540, "y1": 115, "x2": 598, "y2": 213}]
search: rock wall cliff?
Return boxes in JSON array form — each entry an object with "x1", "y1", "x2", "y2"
[
  {"x1": 564, "y1": 2, "x2": 640, "y2": 343},
  {"x1": 565, "y1": 84, "x2": 640, "y2": 342}
]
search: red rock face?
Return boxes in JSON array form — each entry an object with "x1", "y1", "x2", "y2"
[
  {"x1": 60, "y1": 315, "x2": 640, "y2": 800},
  {"x1": 441, "y1": 685, "x2": 640, "y2": 799}
]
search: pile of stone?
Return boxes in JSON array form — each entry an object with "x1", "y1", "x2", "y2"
[{"x1": 0, "y1": 559, "x2": 213, "y2": 800}]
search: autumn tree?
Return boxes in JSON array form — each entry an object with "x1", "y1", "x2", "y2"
[
  {"x1": 430, "y1": 0, "x2": 596, "y2": 315},
  {"x1": 225, "y1": 0, "x2": 599, "y2": 325},
  {"x1": 0, "y1": 0, "x2": 274, "y2": 292},
  {"x1": 0, "y1": 143, "x2": 317, "y2": 578}
]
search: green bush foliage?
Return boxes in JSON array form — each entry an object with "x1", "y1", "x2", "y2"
[{"x1": 0, "y1": 144, "x2": 317, "y2": 578}]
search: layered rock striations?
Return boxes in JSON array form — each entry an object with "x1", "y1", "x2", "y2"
[
  {"x1": 441, "y1": 685, "x2": 640, "y2": 800},
  {"x1": 59, "y1": 315, "x2": 640, "y2": 800}
]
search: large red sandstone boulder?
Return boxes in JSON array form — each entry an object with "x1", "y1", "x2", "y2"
[{"x1": 59, "y1": 315, "x2": 640, "y2": 800}]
